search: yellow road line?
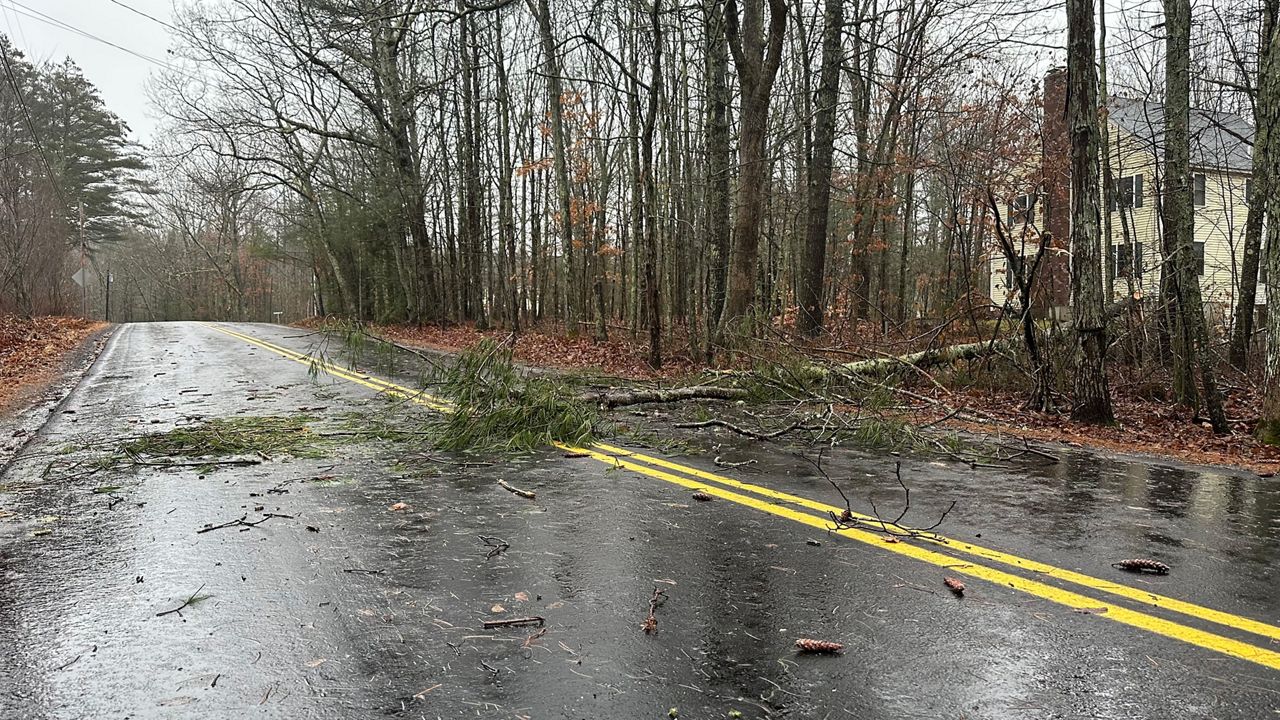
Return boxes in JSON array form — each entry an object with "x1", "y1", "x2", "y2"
[
  {"x1": 208, "y1": 325, "x2": 452, "y2": 411},
  {"x1": 591, "y1": 443, "x2": 1280, "y2": 645},
  {"x1": 559, "y1": 444, "x2": 1280, "y2": 671},
  {"x1": 205, "y1": 323, "x2": 1280, "y2": 671}
]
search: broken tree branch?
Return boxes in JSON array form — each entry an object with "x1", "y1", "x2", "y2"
[
  {"x1": 483, "y1": 616, "x2": 545, "y2": 629},
  {"x1": 674, "y1": 418, "x2": 809, "y2": 440},
  {"x1": 479, "y1": 535, "x2": 510, "y2": 559},
  {"x1": 497, "y1": 479, "x2": 535, "y2": 500},
  {"x1": 156, "y1": 584, "x2": 208, "y2": 617},
  {"x1": 581, "y1": 386, "x2": 751, "y2": 408}
]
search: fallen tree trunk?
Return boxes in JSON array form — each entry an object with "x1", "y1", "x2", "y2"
[
  {"x1": 581, "y1": 386, "x2": 751, "y2": 408},
  {"x1": 822, "y1": 297, "x2": 1137, "y2": 379}
]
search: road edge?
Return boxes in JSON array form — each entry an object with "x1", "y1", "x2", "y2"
[{"x1": 0, "y1": 324, "x2": 118, "y2": 477}]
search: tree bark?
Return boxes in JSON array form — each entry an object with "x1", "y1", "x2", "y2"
[
  {"x1": 797, "y1": 0, "x2": 843, "y2": 337},
  {"x1": 703, "y1": 0, "x2": 732, "y2": 352},
  {"x1": 1162, "y1": 0, "x2": 1228, "y2": 433},
  {"x1": 641, "y1": 0, "x2": 664, "y2": 368},
  {"x1": 1229, "y1": 2, "x2": 1277, "y2": 369},
  {"x1": 1066, "y1": 0, "x2": 1114, "y2": 424},
  {"x1": 719, "y1": 0, "x2": 787, "y2": 330},
  {"x1": 529, "y1": 0, "x2": 576, "y2": 328},
  {"x1": 1255, "y1": 13, "x2": 1280, "y2": 442}
]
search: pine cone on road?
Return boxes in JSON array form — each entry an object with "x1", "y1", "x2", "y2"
[
  {"x1": 795, "y1": 638, "x2": 844, "y2": 654},
  {"x1": 1111, "y1": 558, "x2": 1171, "y2": 575}
]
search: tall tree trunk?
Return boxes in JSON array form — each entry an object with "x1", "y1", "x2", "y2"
[
  {"x1": 641, "y1": 0, "x2": 664, "y2": 368},
  {"x1": 494, "y1": 14, "x2": 520, "y2": 332},
  {"x1": 1162, "y1": 0, "x2": 1229, "y2": 432},
  {"x1": 797, "y1": 0, "x2": 843, "y2": 337},
  {"x1": 703, "y1": 0, "x2": 732, "y2": 353},
  {"x1": 719, "y1": 0, "x2": 787, "y2": 332},
  {"x1": 1066, "y1": 0, "x2": 1114, "y2": 424},
  {"x1": 1255, "y1": 14, "x2": 1280, "y2": 442},
  {"x1": 528, "y1": 0, "x2": 576, "y2": 328},
  {"x1": 1229, "y1": 1, "x2": 1278, "y2": 369}
]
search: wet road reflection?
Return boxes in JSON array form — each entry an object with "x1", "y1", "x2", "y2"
[{"x1": 0, "y1": 322, "x2": 1277, "y2": 719}]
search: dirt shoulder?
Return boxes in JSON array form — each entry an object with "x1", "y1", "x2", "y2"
[
  {"x1": 898, "y1": 380, "x2": 1279, "y2": 476},
  {"x1": 0, "y1": 316, "x2": 108, "y2": 415}
]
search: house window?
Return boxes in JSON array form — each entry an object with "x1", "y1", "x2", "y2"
[
  {"x1": 1112, "y1": 174, "x2": 1143, "y2": 211},
  {"x1": 1009, "y1": 194, "x2": 1036, "y2": 225},
  {"x1": 1193, "y1": 173, "x2": 1207, "y2": 206},
  {"x1": 1194, "y1": 241, "x2": 1206, "y2": 275},
  {"x1": 1112, "y1": 242, "x2": 1143, "y2": 278}
]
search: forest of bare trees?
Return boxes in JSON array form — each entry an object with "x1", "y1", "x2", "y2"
[{"x1": 6, "y1": 0, "x2": 1280, "y2": 439}]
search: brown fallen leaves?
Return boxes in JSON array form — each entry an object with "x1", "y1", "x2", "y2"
[
  {"x1": 0, "y1": 315, "x2": 103, "y2": 412},
  {"x1": 930, "y1": 380, "x2": 1280, "y2": 476},
  {"x1": 372, "y1": 322, "x2": 705, "y2": 380},
  {"x1": 943, "y1": 577, "x2": 966, "y2": 596}
]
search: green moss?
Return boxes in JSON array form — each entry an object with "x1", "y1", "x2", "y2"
[{"x1": 1255, "y1": 419, "x2": 1280, "y2": 446}]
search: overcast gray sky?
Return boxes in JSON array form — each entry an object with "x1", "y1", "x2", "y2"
[{"x1": 0, "y1": 0, "x2": 176, "y2": 145}]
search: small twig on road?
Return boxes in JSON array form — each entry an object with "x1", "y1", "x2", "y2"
[
  {"x1": 522, "y1": 627, "x2": 547, "y2": 648},
  {"x1": 805, "y1": 453, "x2": 956, "y2": 543},
  {"x1": 479, "y1": 535, "x2": 510, "y2": 559},
  {"x1": 156, "y1": 584, "x2": 209, "y2": 617},
  {"x1": 417, "y1": 454, "x2": 494, "y2": 467},
  {"x1": 483, "y1": 616, "x2": 544, "y2": 629},
  {"x1": 133, "y1": 458, "x2": 262, "y2": 468},
  {"x1": 642, "y1": 586, "x2": 666, "y2": 634},
  {"x1": 196, "y1": 513, "x2": 290, "y2": 534},
  {"x1": 196, "y1": 515, "x2": 249, "y2": 534},
  {"x1": 497, "y1": 479, "x2": 536, "y2": 500},
  {"x1": 53, "y1": 654, "x2": 82, "y2": 671}
]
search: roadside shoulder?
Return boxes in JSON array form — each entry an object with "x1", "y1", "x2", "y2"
[{"x1": 0, "y1": 322, "x2": 115, "y2": 474}]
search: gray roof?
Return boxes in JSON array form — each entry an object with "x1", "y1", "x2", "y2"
[{"x1": 1108, "y1": 97, "x2": 1254, "y2": 173}]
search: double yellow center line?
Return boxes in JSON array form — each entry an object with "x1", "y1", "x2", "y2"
[{"x1": 206, "y1": 323, "x2": 1280, "y2": 671}]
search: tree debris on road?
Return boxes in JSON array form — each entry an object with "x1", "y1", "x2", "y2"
[
  {"x1": 497, "y1": 479, "x2": 536, "y2": 500},
  {"x1": 794, "y1": 638, "x2": 844, "y2": 654},
  {"x1": 1112, "y1": 558, "x2": 1171, "y2": 575}
]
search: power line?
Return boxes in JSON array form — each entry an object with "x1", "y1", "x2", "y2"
[
  {"x1": 106, "y1": 0, "x2": 177, "y2": 31},
  {"x1": 0, "y1": 0, "x2": 182, "y2": 73}
]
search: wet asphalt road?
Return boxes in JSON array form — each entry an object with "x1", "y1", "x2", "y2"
[{"x1": 1, "y1": 321, "x2": 1279, "y2": 719}]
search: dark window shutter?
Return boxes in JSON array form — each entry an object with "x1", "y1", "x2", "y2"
[{"x1": 1133, "y1": 174, "x2": 1143, "y2": 208}]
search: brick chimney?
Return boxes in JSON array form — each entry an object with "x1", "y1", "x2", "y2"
[{"x1": 1039, "y1": 67, "x2": 1071, "y2": 314}]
